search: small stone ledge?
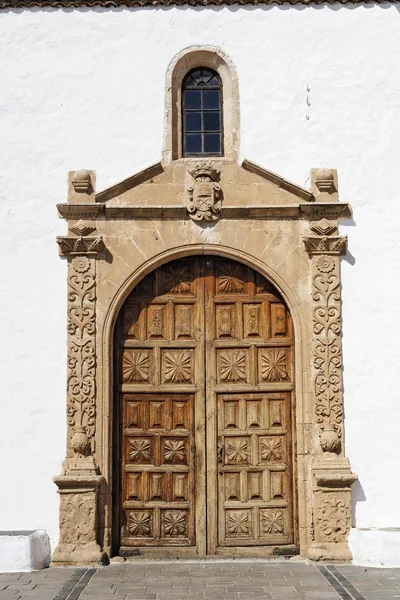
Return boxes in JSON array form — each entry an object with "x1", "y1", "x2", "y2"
[
  {"x1": 0, "y1": 530, "x2": 51, "y2": 572},
  {"x1": 57, "y1": 203, "x2": 351, "y2": 221},
  {"x1": 315, "y1": 473, "x2": 358, "y2": 488}
]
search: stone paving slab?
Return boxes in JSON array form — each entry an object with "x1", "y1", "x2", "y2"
[{"x1": 0, "y1": 561, "x2": 400, "y2": 600}]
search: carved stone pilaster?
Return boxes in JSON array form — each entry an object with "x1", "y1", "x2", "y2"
[
  {"x1": 304, "y1": 229, "x2": 357, "y2": 561},
  {"x1": 304, "y1": 234, "x2": 347, "y2": 450},
  {"x1": 52, "y1": 226, "x2": 105, "y2": 566}
]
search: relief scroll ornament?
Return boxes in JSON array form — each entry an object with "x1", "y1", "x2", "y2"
[
  {"x1": 66, "y1": 255, "x2": 97, "y2": 461},
  {"x1": 186, "y1": 163, "x2": 222, "y2": 222},
  {"x1": 304, "y1": 235, "x2": 348, "y2": 455},
  {"x1": 52, "y1": 223, "x2": 105, "y2": 566}
]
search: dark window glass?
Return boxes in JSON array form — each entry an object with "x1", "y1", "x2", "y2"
[
  {"x1": 203, "y1": 90, "x2": 220, "y2": 110},
  {"x1": 204, "y1": 112, "x2": 220, "y2": 131},
  {"x1": 185, "y1": 134, "x2": 202, "y2": 154},
  {"x1": 204, "y1": 134, "x2": 221, "y2": 153},
  {"x1": 184, "y1": 90, "x2": 201, "y2": 110},
  {"x1": 182, "y1": 67, "x2": 223, "y2": 157},
  {"x1": 185, "y1": 112, "x2": 202, "y2": 132}
]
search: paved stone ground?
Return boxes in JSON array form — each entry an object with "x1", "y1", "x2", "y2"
[{"x1": 1, "y1": 560, "x2": 400, "y2": 600}]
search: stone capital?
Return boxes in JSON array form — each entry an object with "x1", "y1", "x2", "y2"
[
  {"x1": 57, "y1": 235, "x2": 105, "y2": 257},
  {"x1": 303, "y1": 235, "x2": 347, "y2": 256}
]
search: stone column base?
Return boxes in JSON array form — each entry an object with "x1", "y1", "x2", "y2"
[
  {"x1": 307, "y1": 542, "x2": 352, "y2": 562},
  {"x1": 307, "y1": 457, "x2": 357, "y2": 562},
  {"x1": 51, "y1": 472, "x2": 106, "y2": 567},
  {"x1": 51, "y1": 541, "x2": 105, "y2": 567}
]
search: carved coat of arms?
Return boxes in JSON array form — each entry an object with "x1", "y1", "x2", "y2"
[{"x1": 186, "y1": 163, "x2": 222, "y2": 222}]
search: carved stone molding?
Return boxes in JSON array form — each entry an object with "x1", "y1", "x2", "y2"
[
  {"x1": 303, "y1": 236, "x2": 347, "y2": 256},
  {"x1": 70, "y1": 220, "x2": 96, "y2": 237},
  {"x1": 57, "y1": 236, "x2": 104, "y2": 256},
  {"x1": 71, "y1": 170, "x2": 92, "y2": 194},
  {"x1": 187, "y1": 163, "x2": 222, "y2": 222},
  {"x1": 309, "y1": 219, "x2": 337, "y2": 237},
  {"x1": 57, "y1": 202, "x2": 351, "y2": 221}
]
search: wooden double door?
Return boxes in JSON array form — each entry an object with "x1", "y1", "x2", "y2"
[{"x1": 114, "y1": 257, "x2": 296, "y2": 555}]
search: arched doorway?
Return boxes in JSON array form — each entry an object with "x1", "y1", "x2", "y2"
[{"x1": 113, "y1": 256, "x2": 296, "y2": 556}]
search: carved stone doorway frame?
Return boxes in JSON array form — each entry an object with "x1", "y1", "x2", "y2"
[{"x1": 52, "y1": 160, "x2": 357, "y2": 565}]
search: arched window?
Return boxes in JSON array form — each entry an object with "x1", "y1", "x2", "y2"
[{"x1": 182, "y1": 68, "x2": 223, "y2": 157}]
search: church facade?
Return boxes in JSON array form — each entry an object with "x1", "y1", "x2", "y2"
[{"x1": 1, "y1": 2, "x2": 400, "y2": 568}]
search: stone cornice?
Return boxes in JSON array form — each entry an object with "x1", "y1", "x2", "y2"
[
  {"x1": 57, "y1": 204, "x2": 103, "y2": 220},
  {"x1": 1, "y1": 0, "x2": 396, "y2": 7},
  {"x1": 57, "y1": 203, "x2": 351, "y2": 221}
]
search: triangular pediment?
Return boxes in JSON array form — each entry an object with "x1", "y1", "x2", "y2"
[{"x1": 94, "y1": 159, "x2": 313, "y2": 207}]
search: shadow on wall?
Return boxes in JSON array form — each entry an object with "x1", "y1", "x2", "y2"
[
  {"x1": 340, "y1": 216, "x2": 356, "y2": 266},
  {"x1": 351, "y1": 479, "x2": 366, "y2": 527}
]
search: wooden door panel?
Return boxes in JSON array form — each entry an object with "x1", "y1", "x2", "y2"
[
  {"x1": 206, "y1": 258, "x2": 295, "y2": 551},
  {"x1": 116, "y1": 258, "x2": 204, "y2": 550},
  {"x1": 217, "y1": 393, "x2": 293, "y2": 546},
  {"x1": 121, "y1": 392, "x2": 195, "y2": 546}
]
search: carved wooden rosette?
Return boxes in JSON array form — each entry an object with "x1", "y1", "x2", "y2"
[{"x1": 52, "y1": 231, "x2": 105, "y2": 566}]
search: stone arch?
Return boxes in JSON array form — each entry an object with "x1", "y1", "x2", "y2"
[{"x1": 163, "y1": 46, "x2": 240, "y2": 163}]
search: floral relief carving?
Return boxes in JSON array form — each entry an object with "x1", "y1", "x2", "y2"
[
  {"x1": 164, "y1": 439, "x2": 186, "y2": 463},
  {"x1": 227, "y1": 511, "x2": 250, "y2": 535},
  {"x1": 177, "y1": 306, "x2": 191, "y2": 337},
  {"x1": 261, "y1": 437, "x2": 282, "y2": 461},
  {"x1": 217, "y1": 263, "x2": 245, "y2": 294},
  {"x1": 123, "y1": 350, "x2": 150, "y2": 383},
  {"x1": 163, "y1": 264, "x2": 192, "y2": 294},
  {"x1": 149, "y1": 307, "x2": 163, "y2": 337},
  {"x1": 304, "y1": 235, "x2": 347, "y2": 452},
  {"x1": 248, "y1": 307, "x2": 259, "y2": 335},
  {"x1": 128, "y1": 439, "x2": 151, "y2": 462},
  {"x1": 315, "y1": 493, "x2": 351, "y2": 543},
  {"x1": 128, "y1": 511, "x2": 151, "y2": 537},
  {"x1": 162, "y1": 511, "x2": 187, "y2": 537},
  {"x1": 67, "y1": 257, "x2": 97, "y2": 454},
  {"x1": 226, "y1": 438, "x2": 249, "y2": 463},
  {"x1": 219, "y1": 350, "x2": 247, "y2": 382},
  {"x1": 261, "y1": 510, "x2": 284, "y2": 535},
  {"x1": 164, "y1": 350, "x2": 192, "y2": 383},
  {"x1": 59, "y1": 493, "x2": 95, "y2": 543},
  {"x1": 260, "y1": 349, "x2": 288, "y2": 381}
]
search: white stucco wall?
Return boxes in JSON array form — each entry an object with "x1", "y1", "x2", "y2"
[{"x1": 1, "y1": 4, "x2": 399, "y2": 566}]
